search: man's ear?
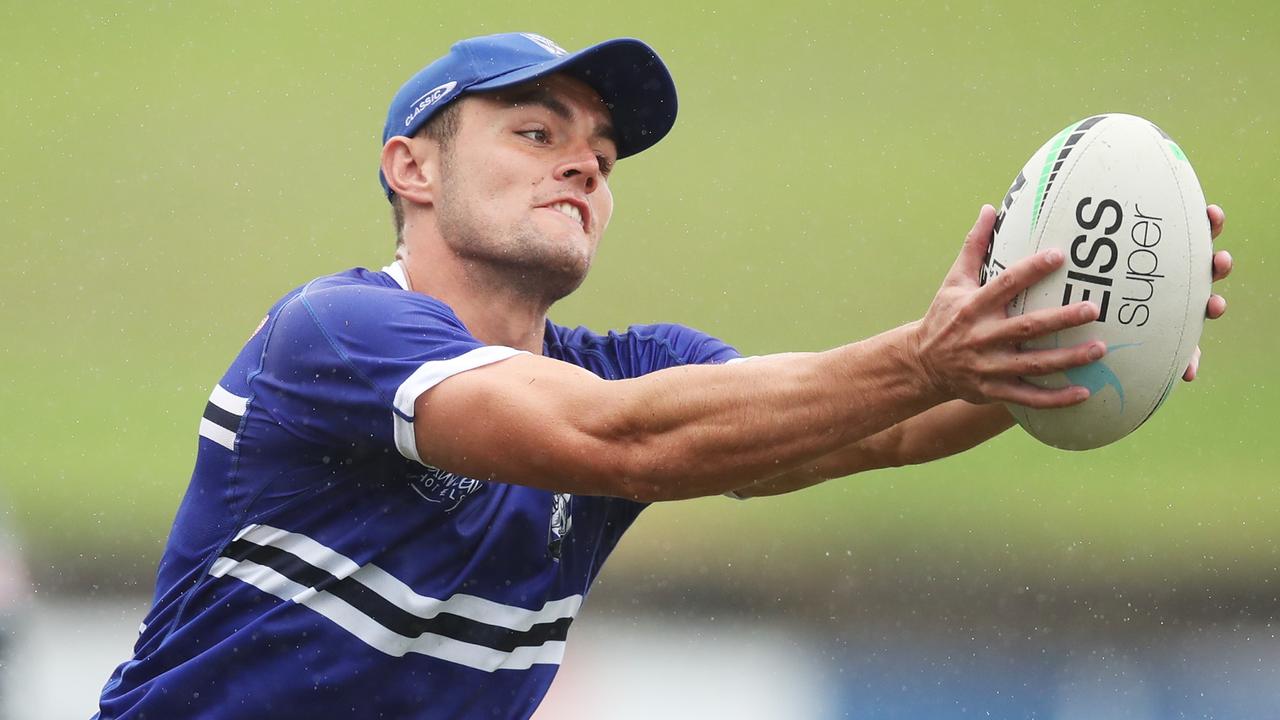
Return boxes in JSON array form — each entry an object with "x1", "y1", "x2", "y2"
[{"x1": 381, "y1": 136, "x2": 435, "y2": 205}]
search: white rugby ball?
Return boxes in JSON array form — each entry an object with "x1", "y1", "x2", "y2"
[{"x1": 981, "y1": 113, "x2": 1212, "y2": 450}]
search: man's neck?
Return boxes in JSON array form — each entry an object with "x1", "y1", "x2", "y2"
[{"x1": 396, "y1": 252, "x2": 550, "y2": 355}]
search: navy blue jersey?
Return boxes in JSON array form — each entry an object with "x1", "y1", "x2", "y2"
[{"x1": 95, "y1": 263, "x2": 738, "y2": 719}]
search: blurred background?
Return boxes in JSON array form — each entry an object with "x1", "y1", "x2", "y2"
[{"x1": 1, "y1": 1, "x2": 1277, "y2": 717}]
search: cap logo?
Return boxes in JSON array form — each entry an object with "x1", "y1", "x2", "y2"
[
  {"x1": 404, "y1": 80, "x2": 459, "y2": 128},
  {"x1": 520, "y1": 33, "x2": 568, "y2": 57}
]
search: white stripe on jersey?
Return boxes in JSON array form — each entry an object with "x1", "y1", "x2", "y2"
[
  {"x1": 355, "y1": 564, "x2": 582, "y2": 633},
  {"x1": 213, "y1": 524, "x2": 581, "y2": 670},
  {"x1": 391, "y1": 345, "x2": 527, "y2": 465},
  {"x1": 198, "y1": 418, "x2": 237, "y2": 451},
  {"x1": 212, "y1": 556, "x2": 568, "y2": 669},
  {"x1": 232, "y1": 524, "x2": 582, "y2": 630},
  {"x1": 234, "y1": 524, "x2": 362, "y2": 578},
  {"x1": 199, "y1": 385, "x2": 249, "y2": 450},
  {"x1": 209, "y1": 384, "x2": 249, "y2": 415}
]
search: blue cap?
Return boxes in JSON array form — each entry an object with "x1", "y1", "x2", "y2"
[{"x1": 379, "y1": 32, "x2": 678, "y2": 200}]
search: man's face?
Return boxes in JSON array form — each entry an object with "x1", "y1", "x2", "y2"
[{"x1": 429, "y1": 74, "x2": 618, "y2": 302}]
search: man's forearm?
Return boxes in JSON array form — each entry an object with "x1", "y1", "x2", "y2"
[
  {"x1": 732, "y1": 401, "x2": 1015, "y2": 498},
  {"x1": 418, "y1": 323, "x2": 952, "y2": 502}
]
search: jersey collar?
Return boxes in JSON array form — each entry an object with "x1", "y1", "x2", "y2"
[{"x1": 382, "y1": 260, "x2": 411, "y2": 291}]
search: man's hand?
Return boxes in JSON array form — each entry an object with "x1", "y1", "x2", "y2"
[
  {"x1": 910, "y1": 204, "x2": 1102, "y2": 409},
  {"x1": 1183, "y1": 204, "x2": 1231, "y2": 381}
]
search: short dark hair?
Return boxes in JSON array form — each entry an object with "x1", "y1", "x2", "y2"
[{"x1": 390, "y1": 101, "x2": 462, "y2": 246}]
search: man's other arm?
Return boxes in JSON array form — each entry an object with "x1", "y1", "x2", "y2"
[{"x1": 729, "y1": 401, "x2": 1013, "y2": 498}]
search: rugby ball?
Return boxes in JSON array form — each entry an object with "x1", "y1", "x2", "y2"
[{"x1": 981, "y1": 114, "x2": 1212, "y2": 450}]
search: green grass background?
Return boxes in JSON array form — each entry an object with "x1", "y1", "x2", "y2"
[{"x1": 1, "y1": 1, "x2": 1276, "y2": 592}]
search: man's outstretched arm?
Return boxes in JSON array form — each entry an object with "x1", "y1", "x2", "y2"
[{"x1": 414, "y1": 206, "x2": 1102, "y2": 502}]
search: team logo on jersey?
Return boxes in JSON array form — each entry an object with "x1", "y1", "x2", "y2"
[
  {"x1": 408, "y1": 466, "x2": 484, "y2": 511},
  {"x1": 547, "y1": 492, "x2": 573, "y2": 561}
]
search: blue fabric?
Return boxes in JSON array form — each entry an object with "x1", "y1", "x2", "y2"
[{"x1": 94, "y1": 266, "x2": 738, "y2": 719}]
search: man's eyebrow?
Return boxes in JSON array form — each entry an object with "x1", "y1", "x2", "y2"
[{"x1": 499, "y1": 86, "x2": 618, "y2": 149}]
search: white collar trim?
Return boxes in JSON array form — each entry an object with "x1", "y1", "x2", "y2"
[{"x1": 381, "y1": 260, "x2": 410, "y2": 291}]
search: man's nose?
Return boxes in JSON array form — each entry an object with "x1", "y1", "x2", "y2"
[{"x1": 555, "y1": 152, "x2": 601, "y2": 194}]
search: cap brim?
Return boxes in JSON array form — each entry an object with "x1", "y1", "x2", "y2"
[{"x1": 469, "y1": 38, "x2": 677, "y2": 159}]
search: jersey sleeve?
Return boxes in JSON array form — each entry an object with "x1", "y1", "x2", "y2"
[
  {"x1": 255, "y1": 280, "x2": 525, "y2": 465},
  {"x1": 551, "y1": 321, "x2": 742, "y2": 529},
  {"x1": 620, "y1": 322, "x2": 741, "y2": 375},
  {"x1": 655, "y1": 323, "x2": 740, "y2": 366}
]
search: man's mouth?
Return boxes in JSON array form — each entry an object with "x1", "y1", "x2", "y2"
[{"x1": 543, "y1": 200, "x2": 586, "y2": 231}]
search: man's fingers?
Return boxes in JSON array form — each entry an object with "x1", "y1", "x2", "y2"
[
  {"x1": 989, "y1": 380, "x2": 1091, "y2": 409},
  {"x1": 1183, "y1": 346, "x2": 1202, "y2": 382},
  {"x1": 1208, "y1": 205, "x2": 1225, "y2": 240},
  {"x1": 1207, "y1": 294, "x2": 1227, "y2": 320},
  {"x1": 987, "y1": 302, "x2": 1099, "y2": 344},
  {"x1": 977, "y1": 246, "x2": 1065, "y2": 308},
  {"x1": 988, "y1": 341, "x2": 1106, "y2": 379},
  {"x1": 1213, "y1": 250, "x2": 1233, "y2": 282},
  {"x1": 946, "y1": 204, "x2": 997, "y2": 287}
]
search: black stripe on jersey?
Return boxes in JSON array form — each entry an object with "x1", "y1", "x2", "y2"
[
  {"x1": 221, "y1": 539, "x2": 573, "y2": 652},
  {"x1": 203, "y1": 402, "x2": 242, "y2": 434}
]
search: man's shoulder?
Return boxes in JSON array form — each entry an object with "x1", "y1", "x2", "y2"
[
  {"x1": 546, "y1": 320, "x2": 705, "y2": 349},
  {"x1": 259, "y1": 266, "x2": 396, "y2": 316},
  {"x1": 295, "y1": 266, "x2": 428, "y2": 307},
  {"x1": 271, "y1": 266, "x2": 463, "y2": 332},
  {"x1": 248, "y1": 266, "x2": 478, "y2": 380},
  {"x1": 545, "y1": 320, "x2": 739, "y2": 377}
]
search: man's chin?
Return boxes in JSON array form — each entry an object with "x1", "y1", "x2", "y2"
[
  {"x1": 533, "y1": 260, "x2": 591, "y2": 304},
  {"x1": 491, "y1": 249, "x2": 592, "y2": 303},
  {"x1": 518, "y1": 233, "x2": 594, "y2": 298},
  {"x1": 446, "y1": 222, "x2": 595, "y2": 301}
]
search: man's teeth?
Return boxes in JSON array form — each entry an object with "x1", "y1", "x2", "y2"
[{"x1": 549, "y1": 201, "x2": 582, "y2": 226}]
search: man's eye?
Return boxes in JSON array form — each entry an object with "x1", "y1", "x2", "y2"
[
  {"x1": 596, "y1": 154, "x2": 615, "y2": 177},
  {"x1": 518, "y1": 129, "x2": 549, "y2": 143}
]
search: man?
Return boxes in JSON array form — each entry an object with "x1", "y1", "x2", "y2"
[{"x1": 95, "y1": 32, "x2": 1231, "y2": 718}]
